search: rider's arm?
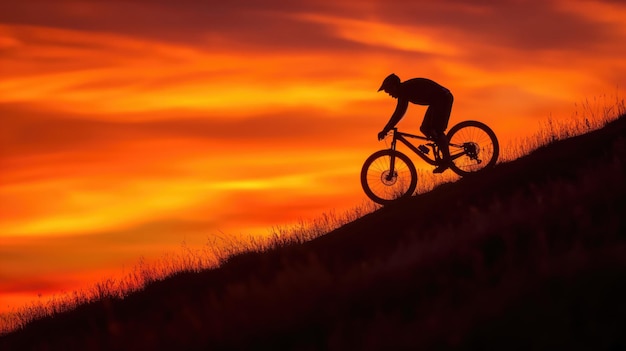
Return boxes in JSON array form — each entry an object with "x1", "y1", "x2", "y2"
[{"x1": 382, "y1": 98, "x2": 409, "y2": 132}]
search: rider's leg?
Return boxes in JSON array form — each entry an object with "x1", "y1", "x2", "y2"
[
  {"x1": 431, "y1": 93, "x2": 454, "y2": 173},
  {"x1": 420, "y1": 106, "x2": 436, "y2": 138},
  {"x1": 432, "y1": 132, "x2": 451, "y2": 173},
  {"x1": 433, "y1": 92, "x2": 453, "y2": 133}
]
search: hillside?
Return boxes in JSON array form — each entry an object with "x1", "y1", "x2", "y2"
[{"x1": 2, "y1": 114, "x2": 626, "y2": 351}]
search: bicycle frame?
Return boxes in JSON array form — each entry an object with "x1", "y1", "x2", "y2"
[
  {"x1": 388, "y1": 128, "x2": 468, "y2": 166},
  {"x1": 388, "y1": 128, "x2": 440, "y2": 166}
]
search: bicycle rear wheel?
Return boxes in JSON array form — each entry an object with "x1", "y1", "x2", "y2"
[
  {"x1": 446, "y1": 120, "x2": 499, "y2": 176},
  {"x1": 361, "y1": 150, "x2": 417, "y2": 205}
]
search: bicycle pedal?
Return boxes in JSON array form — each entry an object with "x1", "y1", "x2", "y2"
[{"x1": 418, "y1": 145, "x2": 430, "y2": 154}]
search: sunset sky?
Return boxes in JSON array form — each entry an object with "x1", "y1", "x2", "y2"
[{"x1": 1, "y1": 0, "x2": 626, "y2": 314}]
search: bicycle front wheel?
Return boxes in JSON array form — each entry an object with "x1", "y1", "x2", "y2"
[
  {"x1": 446, "y1": 120, "x2": 499, "y2": 176},
  {"x1": 360, "y1": 150, "x2": 417, "y2": 205}
]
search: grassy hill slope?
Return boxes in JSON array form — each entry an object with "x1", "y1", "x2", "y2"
[{"x1": 2, "y1": 114, "x2": 626, "y2": 351}]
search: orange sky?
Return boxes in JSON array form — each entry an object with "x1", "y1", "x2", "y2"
[{"x1": 1, "y1": 0, "x2": 626, "y2": 315}]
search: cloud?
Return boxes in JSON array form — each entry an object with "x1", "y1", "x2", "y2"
[
  {"x1": 0, "y1": 0, "x2": 356, "y2": 52},
  {"x1": 0, "y1": 23, "x2": 378, "y2": 116},
  {"x1": 0, "y1": 102, "x2": 378, "y2": 161},
  {"x1": 296, "y1": 14, "x2": 461, "y2": 56},
  {"x1": 358, "y1": 0, "x2": 621, "y2": 52},
  {"x1": 1, "y1": 99, "x2": 372, "y2": 241},
  {"x1": 2, "y1": 0, "x2": 624, "y2": 57},
  {"x1": 3, "y1": 1, "x2": 624, "y2": 119}
]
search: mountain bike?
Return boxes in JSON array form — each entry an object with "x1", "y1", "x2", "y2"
[{"x1": 361, "y1": 120, "x2": 499, "y2": 205}]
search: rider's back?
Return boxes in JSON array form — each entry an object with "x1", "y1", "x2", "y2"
[{"x1": 397, "y1": 78, "x2": 452, "y2": 105}]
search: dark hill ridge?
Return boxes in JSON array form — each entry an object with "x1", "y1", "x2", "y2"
[{"x1": 2, "y1": 115, "x2": 626, "y2": 350}]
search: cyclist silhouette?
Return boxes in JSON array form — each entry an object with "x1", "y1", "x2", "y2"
[{"x1": 377, "y1": 73, "x2": 454, "y2": 173}]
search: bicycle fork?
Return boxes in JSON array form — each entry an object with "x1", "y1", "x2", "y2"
[{"x1": 387, "y1": 134, "x2": 398, "y2": 181}]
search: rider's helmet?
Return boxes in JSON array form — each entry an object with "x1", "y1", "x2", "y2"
[{"x1": 377, "y1": 73, "x2": 401, "y2": 92}]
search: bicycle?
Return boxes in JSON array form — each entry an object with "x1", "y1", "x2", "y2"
[{"x1": 361, "y1": 120, "x2": 499, "y2": 205}]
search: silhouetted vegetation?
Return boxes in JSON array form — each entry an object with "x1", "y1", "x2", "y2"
[{"x1": 1, "y1": 108, "x2": 625, "y2": 350}]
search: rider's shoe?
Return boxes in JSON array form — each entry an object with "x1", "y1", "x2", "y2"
[
  {"x1": 432, "y1": 164, "x2": 448, "y2": 173},
  {"x1": 433, "y1": 159, "x2": 452, "y2": 173}
]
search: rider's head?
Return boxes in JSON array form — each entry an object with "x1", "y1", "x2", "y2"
[{"x1": 378, "y1": 73, "x2": 401, "y2": 98}]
